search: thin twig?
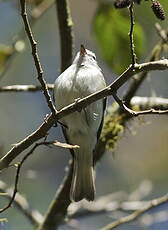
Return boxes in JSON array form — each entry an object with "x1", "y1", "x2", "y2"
[
  {"x1": 0, "y1": 141, "x2": 78, "y2": 214},
  {"x1": 20, "y1": 0, "x2": 57, "y2": 116},
  {"x1": 129, "y1": 2, "x2": 136, "y2": 66},
  {"x1": 99, "y1": 193, "x2": 168, "y2": 230},
  {"x1": 124, "y1": 24, "x2": 167, "y2": 106},
  {"x1": 0, "y1": 59, "x2": 168, "y2": 170},
  {"x1": 0, "y1": 84, "x2": 54, "y2": 92},
  {"x1": 124, "y1": 106, "x2": 168, "y2": 115},
  {"x1": 0, "y1": 145, "x2": 37, "y2": 214},
  {"x1": 113, "y1": 93, "x2": 168, "y2": 116}
]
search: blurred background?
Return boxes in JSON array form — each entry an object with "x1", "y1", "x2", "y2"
[{"x1": 0, "y1": 0, "x2": 168, "y2": 229}]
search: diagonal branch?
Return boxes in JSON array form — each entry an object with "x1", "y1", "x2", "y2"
[
  {"x1": 0, "y1": 59, "x2": 168, "y2": 170},
  {"x1": 99, "y1": 193, "x2": 168, "y2": 230},
  {"x1": 0, "y1": 140, "x2": 78, "y2": 214},
  {"x1": 0, "y1": 143, "x2": 39, "y2": 214}
]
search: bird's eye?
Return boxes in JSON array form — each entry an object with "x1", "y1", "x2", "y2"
[{"x1": 92, "y1": 55, "x2": 96, "y2": 60}]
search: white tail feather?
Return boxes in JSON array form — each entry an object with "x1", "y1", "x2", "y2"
[{"x1": 70, "y1": 149, "x2": 95, "y2": 202}]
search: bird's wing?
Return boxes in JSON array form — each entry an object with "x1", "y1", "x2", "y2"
[
  {"x1": 61, "y1": 125, "x2": 74, "y2": 157},
  {"x1": 82, "y1": 97, "x2": 106, "y2": 140},
  {"x1": 96, "y1": 97, "x2": 106, "y2": 140}
]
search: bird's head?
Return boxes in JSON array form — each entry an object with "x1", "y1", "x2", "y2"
[{"x1": 73, "y1": 45, "x2": 98, "y2": 68}]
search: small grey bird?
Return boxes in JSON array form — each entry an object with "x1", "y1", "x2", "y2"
[{"x1": 54, "y1": 45, "x2": 106, "y2": 202}]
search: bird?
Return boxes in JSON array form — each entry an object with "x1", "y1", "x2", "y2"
[{"x1": 54, "y1": 45, "x2": 106, "y2": 202}]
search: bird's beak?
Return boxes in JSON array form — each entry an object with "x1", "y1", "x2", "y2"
[{"x1": 80, "y1": 44, "x2": 86, "y2": 56}]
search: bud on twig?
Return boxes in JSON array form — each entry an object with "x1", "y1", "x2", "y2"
[
  {"x1": 114, "y1": 0, "x2": 131, "y2": 8},
  {"x1": 151, "y1": 1, "x2": 165, "y2": 20}
]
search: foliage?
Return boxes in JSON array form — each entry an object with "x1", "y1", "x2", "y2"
[
  {"x1": 93, "y1": 3, "x2": 145, "y2": 74},
  {"x1": 101, "y1": 103, "x2": 125, "y2": 151}
]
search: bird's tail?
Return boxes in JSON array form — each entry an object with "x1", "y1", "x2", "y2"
[{"x1": 70, "y1": 148, "x2": 95, "y2": 202}]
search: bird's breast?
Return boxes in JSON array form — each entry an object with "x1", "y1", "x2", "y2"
[{"x1": 54, "y1": 65, "x2": 105, "y2": 110}]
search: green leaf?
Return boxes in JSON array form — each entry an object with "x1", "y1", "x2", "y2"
[{"x1": 93, "y1": 4, "x2": 145, "y2": 74}]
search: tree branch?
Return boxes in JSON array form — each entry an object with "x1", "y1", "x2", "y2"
[
  {"x1": 20, "y1": 0, "x2": 57, "y2": 116},
  {"x1": 0, "y1": 143, "x2": 39, "y2": 214},
  {"x1": 129, "y1": 2, "x2": 136, "y2": 66},
  {"x1": 123, "y1": 24, "x2": 167, "y2": 105},
  {"x1": 113, "y1": 93, "x2": 168, "y2": 116},
  {"x1": 0, "y1": 84, "x2": 54, "y2": 92},
  {"x1": 36, "y1": 161, "x2": 73, "y2": 230},
  {"x1": 0, "y1": 59, "x2": 168, "y2": 170},
  {"x1": 99, "y1": 193, "x2": 168, "y2": 230},
  {"x1": 0, "y1": 140, "x2": 78, "y2": 214}
]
